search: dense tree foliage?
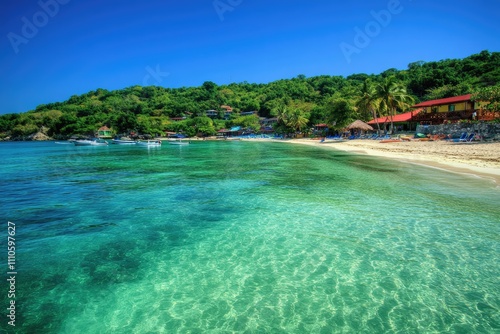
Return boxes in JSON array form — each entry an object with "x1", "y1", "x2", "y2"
[
  {"x1": 1, "y1": 51, "x2": 499, "y2": 139},
  {"x1": 471, "y1": 85, "x2": 500, "y2": 112}
]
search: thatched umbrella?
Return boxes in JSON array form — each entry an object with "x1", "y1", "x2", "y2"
[{"x1": 346, "y1": 120, "x2": 374, "y2": 132}]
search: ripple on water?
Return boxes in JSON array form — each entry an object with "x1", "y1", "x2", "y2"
[{"x1": 2, "y1": 141, "x2": 499, "y2": 333}]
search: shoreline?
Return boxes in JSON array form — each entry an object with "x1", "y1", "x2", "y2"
[
  {"x1": 3, "y1": 138, "x2": 499, "y2": 184},
  {"x1": 280, "y1": 138, "x2": 500, "y2": 184}
]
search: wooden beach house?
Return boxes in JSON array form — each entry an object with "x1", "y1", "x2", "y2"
[{"x1": 410, "y1": 94, "x2": 499, "y2": 124}]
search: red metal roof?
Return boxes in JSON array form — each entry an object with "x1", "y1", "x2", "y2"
[
  {"x1": 367, "y1": 109, "x2": 422, "y2": 125},
  {"x1": 411, "y1": 94, "x2": 472, "y2": 108}
]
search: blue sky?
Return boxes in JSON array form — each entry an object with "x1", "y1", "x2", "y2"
[{"x1": 1, "y1": 0, "x2": 499, "y2": 114}]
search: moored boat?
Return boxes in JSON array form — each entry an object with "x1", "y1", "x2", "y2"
[
  {"x1": 74, "y1": 138, "x2": 109, "y2": 146},
  {"x1": 136, "y1": 140, "x2": 162, "y2": 147},
  {"x1": 168, "y1": 139, "x2": 189, "y2": 145},
  {"x1": 111, "y1": 138, "x2": 137, "y2": 145}
]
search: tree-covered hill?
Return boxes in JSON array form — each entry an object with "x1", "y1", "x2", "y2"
[{"x1": 1, "y1": 50, "x2": 499, "y2": 139}]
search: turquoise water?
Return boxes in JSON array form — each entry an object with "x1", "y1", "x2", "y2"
[{"x1": 1, "y1": 141, "x2": 499, "y2": 333}]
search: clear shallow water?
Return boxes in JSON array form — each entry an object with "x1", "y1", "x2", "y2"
[{"x1": 1, "y1": 141, "x2": 499, "y2": 333}]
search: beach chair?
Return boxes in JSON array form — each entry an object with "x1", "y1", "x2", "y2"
[
  {"x1": 463, "y1": 133, "x2": 475, "y2": 142},
  {"x1": 458, "y1": 132, "x2": 468, "y2": 141},
  {"x1": 379, "y1": 134, "x2": 390, "y2": 140}
]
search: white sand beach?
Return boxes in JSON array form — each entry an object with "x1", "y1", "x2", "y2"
[{"x1": 283, "y1": 138, "x2": 500, "y2": 183}]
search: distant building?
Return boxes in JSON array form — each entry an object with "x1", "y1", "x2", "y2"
[
  {"x1": 259, "y1": 117, "x2": 277, "y2": 133},
  {"x1": 217, "y1": 126, "x2": 242, "y2": 138},
  {"x1": 206, "y1": 110, "x2": 218, "y2": 118},
  {"x1": 205, "y1": 107, "x2": 233, "y2": 120},
  {"x1": 260, "y1": 117, "x2": 277, "y2": 126},
  {"x1": 97, "y1": 126, "x2": 112, "y2": 138},
  {"x1": 240, "y1": 111, "x2": 257, "y2": 116},
  {"x1": 220, "y1": 105, "x2": 234, "y2": 119},
  {"x1": 314, "y1": 123, "x2": 328, "y2": 132}
]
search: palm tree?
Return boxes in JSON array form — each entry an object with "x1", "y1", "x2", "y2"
[
  {"x1": 274, "y1": 105, "x2": 309, "y2": 136},
  {"x1": 355, "y1": 79, "x2": 380, "y2": 133},
  {"x1": 375, "y1": 76, "x2": 414, "y2": 134},
  {"x1": 275, "y1": 104, "x2": 289, "y2": 127},
  {"x1": 288, "y1": 109, "x2": 309, "y2": 133}
]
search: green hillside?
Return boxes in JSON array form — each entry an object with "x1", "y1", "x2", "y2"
[{"x1": 1, "y1": 50, "x2": 499, "y2": 139}]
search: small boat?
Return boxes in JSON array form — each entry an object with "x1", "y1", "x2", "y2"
[
  {"x1": 320, "y1": 137, "x2": 345, "y2": 143},
  {"x1": 169, "y1": 139, "x2": 189, "y2": 145},
  {"x1": 379, "y1": 139, "x2": 401, "y2": 143},
  {"x1": 136, "y1": 140, "x2": 162, "y2": 147},
  {"x1": 74, "y1": 138, "x2": 109, "y2": 146},
  {"x1": 399, "y1": 136, "x2": 413, "y2": 141},
  {"x1": 111, "y1": 138, "x2": 136, "y2": 145}
]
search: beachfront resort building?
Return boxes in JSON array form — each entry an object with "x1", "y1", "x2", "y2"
[
  {"x1": 368, "y1": 109, "x2": 423, "y2": 131},
  {"x1": 367, "y1": 94, "x2": 499, "y2": 127},
  {"x1": 410, "y1": 94, "x2": 499, "y2": 124}
]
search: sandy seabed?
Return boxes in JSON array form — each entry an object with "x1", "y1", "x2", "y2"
[{"x1": 280, "y1": 138, "x2": 500, "y2": 184}]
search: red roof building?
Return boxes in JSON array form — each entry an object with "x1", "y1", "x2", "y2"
[
  {"x1": 367, "y1": 109, "x2": 423, "y2": 125},
  {"x1": 410, "y1": 94, "x2": 478, "y2": 124},
  {"x1": 411, "y1": 94, "x2": 472, "y2": 108}
]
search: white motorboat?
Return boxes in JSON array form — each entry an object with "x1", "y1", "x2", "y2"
[
  {"x1": 319, "y1": 138, "x2": 345, "y2": 143},
  {"x1": 111, "y1": 138, "x2": 137, "y2": 145},
  {"x1": 168, "y1": 139, "x2": 189, "y2": 145},
  {"x1": 74, "y1": 138, "x2": 109, "y2": 146},
  {"x1": 135, "y1": 140, "x2": 162, "y2": 147}
]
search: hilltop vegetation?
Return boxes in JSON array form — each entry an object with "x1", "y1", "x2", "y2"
[{"x1": 1, "y1": 50, "x2": 499, "y2": 139}]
